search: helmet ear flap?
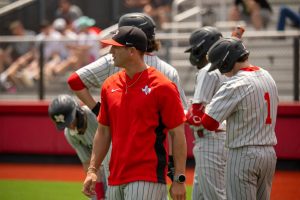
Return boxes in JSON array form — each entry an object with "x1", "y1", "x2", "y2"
[{"x1": 76, "y1": 107, "x2": 87, "y2": 135}]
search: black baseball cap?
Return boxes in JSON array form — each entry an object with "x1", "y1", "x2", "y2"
[{"x1": 101, "y1": 26, "x2": 147, "y2": 52}]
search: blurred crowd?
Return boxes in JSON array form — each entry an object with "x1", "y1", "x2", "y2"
[
  {"x1": 0, "y1": 0, "x2": 101, "y2": 92},
  {"x1": 124, "y1": 0, "x2": 173, "y2": 29},
  {"x1": 1, "y1": 0, "x2": 299, "y2": 93}
]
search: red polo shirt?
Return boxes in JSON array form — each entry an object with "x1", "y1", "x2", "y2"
[{"x1": 98, "y1": 67, "x2": 186, "y2": 185}]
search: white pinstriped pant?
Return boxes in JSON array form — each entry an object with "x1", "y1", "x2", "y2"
[
  {"x1": 106, "y1": 181, "x2": 168, "y2": 200},
  {"x1": 192, "y1": 133, "x2": 227, "y2": 200},
  {"x1": 226, "y1": 146, "x2": 277, "y2": 200}
]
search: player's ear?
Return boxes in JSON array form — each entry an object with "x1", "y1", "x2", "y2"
[{"x1": 127, "y1": 47, "x2": 135, "y2": 56}]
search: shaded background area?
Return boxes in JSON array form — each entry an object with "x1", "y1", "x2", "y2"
[{"x1": 0, "y1": 0, "x2": 144, "y2": 35}]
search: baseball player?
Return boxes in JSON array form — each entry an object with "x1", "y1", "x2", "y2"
[
  {"x1": 48, "y1": 94, "x2": 109, "y2": 200},
  {"x1": 82, "y1": 26, "x2": 187, "y2": 200},
  {"x1": 67, "y1": 12, "x2": 188, "y2": 181},
  {"x1": 202, "y1": 37, "x2": 278, "y2": 200},
  {"x1": 185, "y1": 26, "x2": 227, "y2": 200}
]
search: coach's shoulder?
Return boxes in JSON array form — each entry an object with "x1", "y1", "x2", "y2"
[
  {"x1": 102, "y1": 70, "x2": 123, "y2": 86},
  {"x1": 147, "y1": 67, "x2": 173, "y2": 84}
]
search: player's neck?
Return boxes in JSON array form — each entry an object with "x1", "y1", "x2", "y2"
[{"x1": 125, "y1": 61, "x2": 148, "y2": 78}]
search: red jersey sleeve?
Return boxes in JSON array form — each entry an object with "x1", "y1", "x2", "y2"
[
  {"x1": 67, "y1": 72, "x2": 86, "y2": 91},
  {"x1": 157, "y1": 82, "x2": 186, "y2": 129}
]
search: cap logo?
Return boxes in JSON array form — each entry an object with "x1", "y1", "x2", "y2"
[
  {"x1": 195, "y1": 40, "x2": 205, "y2": 49},
  {"x1": 223, "y1": 51, "x2": 230, "y2": 62},
  {"x1": 102, "y1": 26, "x2": 147, "y2": 52},
  {"x1": 241, "y1": 42, "x2": 246, "y2": 49},
  {"x1": 113, "y1": 30, "x2": 119, "y2": 36},
  {"x1": 139, "y1": 21, "x2": 148, "y2": 26},
  {"x1": 54, "y1": 114, "x2": 65, "y2": 123}
]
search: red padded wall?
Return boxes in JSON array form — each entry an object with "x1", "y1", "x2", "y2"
[{"x1": 0, "y1": 101, "x2": 300, "y2": 159}]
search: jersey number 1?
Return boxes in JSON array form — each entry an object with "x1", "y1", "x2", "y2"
[{"x1": 264, "y1": 92, "x2": 272, "y2": 124}]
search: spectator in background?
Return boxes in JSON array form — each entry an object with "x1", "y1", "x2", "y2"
[
  {"x1": 7, "y1": 20, "x2": 36, "y2": 61},
  {"x1": 276, "y1": 5, "x2": 300, "y2": 31},
  {"x1": 123, "y1": 0, "x2": 150, "y2": 12},
  {"x1": 0, "y1": 21, "x2": 36, "y2": 91},
  {"x1": 55, "y1": 0, "x2": 83, "y2": 24},
  {"x1": 143, "y1": 0, "x2": 173, "y2": 29},
  {"x1": 1, "y1": 20, "x2": 73, "y2": 89},
  {"x1": 71, "y1": 16, "x2": 100, "y2": 66},
  {"x1": 48, "y1": 18, "x2": 79, "y2": 76},
  {"x1": 0, "y1": 48, "x2": 15, "y2": 92},
  {"x1": 36, "y1": 20, "x2": 62, "y2": 62},
  {"x1": 0, "y1": 51, "x2": 36, "y2": 91},
  {"x1": 52, "y1": 18, "x2": 77, "y2": 60},
  {"x1": 228, "y1": 0, "x2": 272, "y2": 30}
]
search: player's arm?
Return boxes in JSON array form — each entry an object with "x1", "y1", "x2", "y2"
[
  {"x1": 82, "y1": 161, "x2": 90, "y2": 173},
  {"x1": 185, "y1": 69, "x2": 215, "y2": 127},
  {"x1": 169, "y1": 123, "x2": 187, "y2": 200},
  {"x1": 82, "y1": 123, "x2": 111, "y2": 198},
  {"x1": 74, "y1": 88, "x2": 100, "y2": 115},
  {"x1": 67, "y1": 73, "x2": 100, "y2": 116},
  {"x1": 201, "y1": 81, "x2": 240, "y2": 131},
  {"x1": 171, "y1": 69, "x2": 188, "y2": 110},
  {"x1": 166, "y1": 70, "x2": 188, "y2": 182}
]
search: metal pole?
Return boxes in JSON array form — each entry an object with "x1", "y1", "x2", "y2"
[
  {"x1": 38, "y1": 41, "x2": 44, "y2": 100},
  {"x1": 293, "y1": 37, "x2": 299, "y2": 101},
  {"x1": 39, "y1": 0, "x2": 45, "y2": 24}
]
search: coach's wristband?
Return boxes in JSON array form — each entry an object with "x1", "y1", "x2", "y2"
[{"x1": 87, "y1": 166, "x2": 98, "y2": 174}]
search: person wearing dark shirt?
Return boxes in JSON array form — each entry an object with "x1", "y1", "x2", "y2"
[
  {"x1": 55, "y1": 0, "x2": 83, "y2": 24},
  {"x1": 229, "y1": 0, "x2": 272, "y2": 30},
  {"x1": 277, "y1": 5, "x2": 300, "y2": 31}
]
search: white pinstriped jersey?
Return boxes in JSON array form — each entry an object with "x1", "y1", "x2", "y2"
[
  {"x1": 64, "y1": 105, "x2": 110, "y2": 175},
  {"x1": 191, "y1": 64, "x2": 227, "y2": 200},
  {"x1": 64, "y1": 106, "x2": 97, "y2": 163},
  {"x1": 64, "y1": 106, "x2": 109, "y2": 199},
  {"x1": 206, "y1": 67, "x2": 278, "y2": 148},
  {"x1": 75, "y1": 53, "x2": 188, "y2": 109},
  {"x1": 193, "y1": 63, "x2": 227, "y2": 135},
  {"x1": 193, "y1": 64, "x2": 226, "y2": 105}
]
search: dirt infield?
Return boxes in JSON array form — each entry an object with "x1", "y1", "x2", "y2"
[
  {"x1": 0, "y1": 163, "x2": 194, "y2": 184},
  {"x1": 1, "y1": 163, "x2": 300, "y2": 199}
]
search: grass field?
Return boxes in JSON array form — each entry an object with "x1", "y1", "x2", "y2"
[
  {"x1": 1, "y1": 163, "x2": 300, "y2": 199},
  {"x1": 0, "y1": 180, "x2": 193, "y2": 200}
]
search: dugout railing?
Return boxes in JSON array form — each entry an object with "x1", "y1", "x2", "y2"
[{"x1": 0, "y1": 29, "x2": 299, "y2": 101}]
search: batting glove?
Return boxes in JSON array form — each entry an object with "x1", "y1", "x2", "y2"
[{"x1": 186, "y1": 103, "x2": 204, "y2": 126}]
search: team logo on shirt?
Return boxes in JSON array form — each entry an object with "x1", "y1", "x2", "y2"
[
  {"x1": 54, "y1": 114, "x2": 65, "y2": 123},
  {"x1": 142, "y1": 85, "x2": 151, "y2": 95},
  {"x1": 111, "y1": 88, "x2": 121, "y2": 93}
]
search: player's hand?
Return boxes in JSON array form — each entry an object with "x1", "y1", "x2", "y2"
[
  {"x1": 170, "y1": 182, "x2": 186, "y2": 200},
  {"x1": 82, "y1": 172, "x2": 97, "y2": 197},
  {"x1": 167, "y1": 155, "x2": 175, "y2": 181},
  {"x1": 186, "y1": 104, "x2": 204, "y2": 126}
]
